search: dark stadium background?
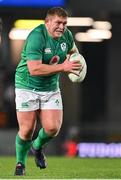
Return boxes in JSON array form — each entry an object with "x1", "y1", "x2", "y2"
[{"x1": 0, "y1": 0, "x2": 121, "y2": 156}]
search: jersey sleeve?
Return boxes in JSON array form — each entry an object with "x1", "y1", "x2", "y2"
[
  {"x1": 66, "y1": 29, "x2": 75, "y2": 53},
  {"x1": 66, "y1": 29, "x2": 79, "y2": 54},
  {"x1": 25, "y1": 30, "x2": 44, "y2": 60}
]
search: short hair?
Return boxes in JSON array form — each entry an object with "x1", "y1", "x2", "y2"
[{"x1": 45, "y1": 7, "x2": 68, "y2": 19}]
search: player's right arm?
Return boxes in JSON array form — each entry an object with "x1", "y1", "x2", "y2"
[{"x1": 27, "y1": 57, "x2": 81, "y2": 76}]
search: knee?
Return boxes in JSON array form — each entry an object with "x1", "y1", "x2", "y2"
[
  {"x1": 19, "y1": 128, "x2": 34, "y2": 140},
  {"x1": 45, "y1": 127, "x2": 60, "y2": 137}
]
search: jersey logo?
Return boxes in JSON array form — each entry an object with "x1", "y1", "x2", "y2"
[
  {"x1": 21, "y1": 102, "x2": 29, "y2": 108},
  {"x1": 50, "y1": 55, "x2": 60, "y2": 65},
  {"x1": 55, "y1": 99, "x2": 60, "y2": 106},
  {"x1": 44, "y1": 48, "x2": 52, "y2": 54},
  {"x1": 60, "y1": 42, "x2": 66, "y2": 51}
]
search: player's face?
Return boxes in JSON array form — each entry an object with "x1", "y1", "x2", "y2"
[{"x1": 46, "y1": 15, "x2": 67, "y2": 39}]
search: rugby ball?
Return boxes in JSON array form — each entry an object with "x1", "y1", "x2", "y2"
[{"x1": 68, "y1": 53, "x2": 87, "y2": 83}]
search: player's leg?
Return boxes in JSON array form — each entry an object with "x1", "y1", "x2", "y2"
[
  {"x1": 33, "y1": 109, "x2": 63, "y2": 148},
  {"x1": 15, "y1": 111, "x2": 36, "y2": 175},
  {"x1": 32, "y1": 109, "x2": 63, "y2": 169},
  {"x1": 14, "y1": 89, "x2": 39, "y2": 175},
  {"x1": 32, "y1": 89, "x2": 63, "y2": 169},
  {"x1": 16, "y1": 111, "x2": 36, "y2": 164}
]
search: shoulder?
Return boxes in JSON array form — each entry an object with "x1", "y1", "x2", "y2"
[
  {"x1": 61, "y1": 27, "x2": 74, "y2": 44},
  {"x1": 27, "y1": 24, "x2": 46, "y2": 41},
  {"x1": 24, "y1": 24, "x2": 46, "y2": 49},
  {"x1": 64, "y1": 28, "x2": 73, "y2": 38},
  {"x1": 62, "y1": 28, "x2": 74, "y2": 43}
]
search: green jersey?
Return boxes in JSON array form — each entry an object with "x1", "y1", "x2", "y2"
[{"x1": 15, "y1": 24, "x2": 74, "y2": 91}]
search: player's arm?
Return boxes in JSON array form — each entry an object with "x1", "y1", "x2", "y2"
[
  {"x1": 27, "y1": 58, "x2": 81, "y2": 76},
  {"x1": 66, "y1": 42, "x2": 79, "y2": 61},
  {"x1": 68, "y1": 42, "x2": 79, "y2": 54},
  {"x1": 66, "y1": 28, "x2": 79, "y2": 56}
]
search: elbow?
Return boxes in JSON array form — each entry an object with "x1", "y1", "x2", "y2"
[{"x1": 27, "y1": 60, "x2": 42, "y2": 76}]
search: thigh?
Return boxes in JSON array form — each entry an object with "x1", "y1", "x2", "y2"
[
  {"x1": 17, "y1": 111, "x2": 37, "y2": 139},
  {"x1": 39, "y1": 90, "x2": 63, "y2": 134},
  {"x1": 17, "y1": 111, "x2": 36, "y2": 129},
  {"x1": 40, "y1": 109, "x2": 63, "y2": 132}
]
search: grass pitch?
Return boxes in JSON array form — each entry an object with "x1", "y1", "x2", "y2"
[{"x1": 0, "y1": 156, "x2": 121, "y2": 179}]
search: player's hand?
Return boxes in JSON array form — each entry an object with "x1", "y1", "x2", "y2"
[{"x1": 62, "y1": 56, "x2": 82, "y2": 74}]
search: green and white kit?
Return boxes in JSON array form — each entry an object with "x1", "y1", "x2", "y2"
[
  {"x1": 15, "y1": 24, "x2": 74, "y2": 91},
  {"x1": 15, "y1": 24, "x2": 74, "y2": 110}
]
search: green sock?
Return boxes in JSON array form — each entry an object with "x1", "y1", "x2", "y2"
[
  {"x1": 15, "y1": 134, "x2": 32, "y2": 165},
  {"x1": 33, "y1": 128, "x2": 52, "y2": 150}
]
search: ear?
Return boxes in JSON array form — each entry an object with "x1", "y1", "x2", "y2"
[
  {"x1": 45, "y1": 18, "x2": 48, "y2": 23},
  {"x1": 45, "y1": 17, "x2": 51, "y2": 25}
]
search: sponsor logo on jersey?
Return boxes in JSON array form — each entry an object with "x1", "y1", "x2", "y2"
[
  {"x1": 44, "y1": 48, "x2": 52, "y2": 54},
  {"x1": 60, "y1": 42, "x2": 66, "y2": 51},
  {"x1": 49, "y1": 55, "x2": 60, "y2": 65}
]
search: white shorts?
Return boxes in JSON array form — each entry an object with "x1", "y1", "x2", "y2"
[{"x1": 15, "y1": 89, "x2": 63, "y2": 111}]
